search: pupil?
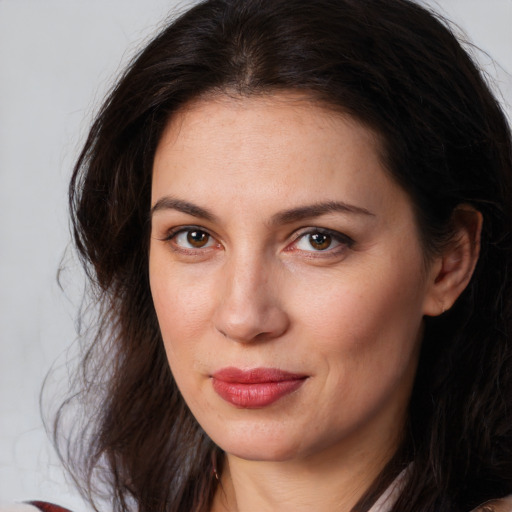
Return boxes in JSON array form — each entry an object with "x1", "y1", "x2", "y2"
[
  {"x1": 310, "y1": 232, "x2": 331, "y2": 250},
  {"x1": 187, "y1": 230, "x2": 208, "y2": 247}
]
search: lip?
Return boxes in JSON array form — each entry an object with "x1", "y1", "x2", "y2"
[{"x1": 211, "y1": 367, "x2": 307, "y2": 408}]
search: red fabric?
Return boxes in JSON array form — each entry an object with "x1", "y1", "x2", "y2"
[{"x1": 28, "y1": 502, "x2": 72, "y2": 512}]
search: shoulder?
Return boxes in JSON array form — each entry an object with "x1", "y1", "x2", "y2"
[
  {"x1": 471, "y1": 495, "x2": 512, "y2": 512},
  {"x1": 0, "y1": 503, "x2": 72, "y2": 512}
]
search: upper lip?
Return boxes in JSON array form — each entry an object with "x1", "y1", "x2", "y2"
[{"x1": 211, "y1": 367, "x2": 307, "y2": 383}]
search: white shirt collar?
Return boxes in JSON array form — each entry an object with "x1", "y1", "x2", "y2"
[{"x1": 367, "y1": 467, "x2": 409, "y2": 512}]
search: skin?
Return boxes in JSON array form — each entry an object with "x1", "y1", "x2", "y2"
[{"x1": 149, "y1": 93, "x2": 479, "y2": 511}]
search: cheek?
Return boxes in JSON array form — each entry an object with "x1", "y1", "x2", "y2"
[
  {"x1": 291, "y1": 252, "x2": 427, "y2": 382},
  {"x1": 149, "y1": 255, "x2": 216, "y2": 366},
  {"x1": 297, "y1": 264, "x2": 424, "y2": 341},
  {"x1": 149, "y1": 267, "x2": 218, "y2": 413},
  {"x1": 294, "y1": 271, "x2": 424, "y2": 437}
]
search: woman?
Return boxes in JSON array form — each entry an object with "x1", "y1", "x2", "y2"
[{"x1": 7, "y1": 0, "x2": 512, "y2": 510}]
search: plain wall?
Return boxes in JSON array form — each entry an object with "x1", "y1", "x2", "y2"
[{"x1": 0, "y1": 1, "x2": 510, "y2": 510}]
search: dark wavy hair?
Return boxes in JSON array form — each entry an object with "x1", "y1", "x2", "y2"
[{"x1": 59, "y1": 0, "x2": 512, "y2": 511}]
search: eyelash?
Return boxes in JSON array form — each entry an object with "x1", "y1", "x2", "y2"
[
  {"x1": 161, "y1": 225, "x2": 354, "y2": 257},
  {"x1": 161, "y1": 225, "x2": 221, "y2": 255},
  {"x1": 287, "y1": 227, "x2": 354, "y2": 256}
]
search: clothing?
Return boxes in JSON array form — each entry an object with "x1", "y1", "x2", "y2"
[
  {"x1": 471, "y1": 497, "x2": 512, "y2": 512},
  {"x1": 368, "y1": 483, "x2": 512, "y2": 512},
  {"x1": 26, "y1": 503, "x2": 71, "y2": 512},
  {"x1": 366, "y1": 467, "x2": 512, "y2": 512},
  {"x1": 2, "y1": 493, "x2": 511, "y2": 511}
]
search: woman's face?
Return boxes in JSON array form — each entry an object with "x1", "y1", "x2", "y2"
[{"x1": 149, "y1": 94, "x2": 438, "y2": 464}]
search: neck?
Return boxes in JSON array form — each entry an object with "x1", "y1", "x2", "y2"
[{"x1": 211, "y1": 425, "x2": 401, "y2": 512}]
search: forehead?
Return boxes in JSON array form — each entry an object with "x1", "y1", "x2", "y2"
[
  {"x1": 156, "y1": 92, "x2": 384, "y2": 158},
  {"x1": 151, "y1": 93, "x2": 406, "y2": 221}
]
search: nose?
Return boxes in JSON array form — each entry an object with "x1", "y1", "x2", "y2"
[{"x1": 213, "y1": 254, "x2": 289, "y2": 343}]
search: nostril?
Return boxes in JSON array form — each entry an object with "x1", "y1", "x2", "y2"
[{"x1": 214, "y1": 305, "x2": 289, "y2": 344}]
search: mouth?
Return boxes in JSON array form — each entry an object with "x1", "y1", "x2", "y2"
[{"x1": 211, "y1": 367, "x2": 308, "y2": 409}]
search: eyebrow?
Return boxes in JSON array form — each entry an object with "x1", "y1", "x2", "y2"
[
  {"x1": 151, "y1": 197, "x2": 217, "y2": 222},
  {"x1": 150, "y1": 196, "x2": 374, "y2": 224},
  {"x1": 270, "y1": 201, "x2": 374, "y2": 225}
]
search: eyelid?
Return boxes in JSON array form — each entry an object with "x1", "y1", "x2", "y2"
[
  {"x1": 160, "y1": 224, "x2": 213, "y2": 239},
  {"x1": 156, "y1": 224, "x2": 353, "y2": 256},
  {"x1": 287, "y1": 227, "x2": 354, "y2": 253},
  {"x1": 160, "y1": 225, "x2": 222, "y2": 252}
]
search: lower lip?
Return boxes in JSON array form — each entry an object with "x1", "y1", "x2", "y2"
[{"x1": 211, "y1": 376, "x2": 306, "y2": 408}]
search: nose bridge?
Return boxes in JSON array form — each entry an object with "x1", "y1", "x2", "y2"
[{"x1": 214, "y1": 247, "x2": 288, "y2": 342}]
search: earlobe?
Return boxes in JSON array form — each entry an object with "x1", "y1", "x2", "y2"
[{"x1": 423, "y1": 206, "x2": 483, "y2": 317}]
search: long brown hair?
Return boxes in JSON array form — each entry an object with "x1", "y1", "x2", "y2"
[{"x1": 58, "y1": 0, "x2": 512, "y2": 510}]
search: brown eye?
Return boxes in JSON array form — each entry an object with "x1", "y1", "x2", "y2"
[
  {"x1": 172, "y1": 229, "x2": 215, "y2": 249},
  {"x1": 186, "y1": 230, "x2": 210, "y2": 248},
  {"x1": 308, "y1": 232, "x2": 332, "y2": 250},
  {"x1": 293, "y1": 229, "x2": 352, "y2": 254}
]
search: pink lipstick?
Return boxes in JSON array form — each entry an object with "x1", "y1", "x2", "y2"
[{"x1": 211, "y1": 367, "x2": 307, "y2": 408}]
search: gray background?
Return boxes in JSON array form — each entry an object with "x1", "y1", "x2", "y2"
[{"x1": 0, "y1": 1, "x2": 511, "y2": 510}]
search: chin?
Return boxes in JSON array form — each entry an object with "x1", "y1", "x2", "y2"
[
  {"x1": 223, "y1": 443, "x2": 301, "y2": 463},
  {"x1": 211, "y1": 424, "x2": 305, "y2": 462}
]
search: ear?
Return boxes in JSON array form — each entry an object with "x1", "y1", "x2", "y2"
[{"x1": 423, "y1": 206, "x2": 482, "y2": 317}]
